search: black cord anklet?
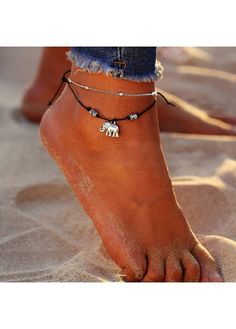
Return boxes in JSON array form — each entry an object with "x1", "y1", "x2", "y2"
[{"x1": 48, "y1": 70, "x2": 176, "y2": 138}]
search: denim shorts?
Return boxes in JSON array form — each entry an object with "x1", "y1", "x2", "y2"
[{"x1": 67, "y1": 47, "x2": 163, "y2": 82}]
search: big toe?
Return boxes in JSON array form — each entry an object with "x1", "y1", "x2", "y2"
[
  {"x1": 192, "y1": 243, "x2": 223, "y2": 282},
  {"x1": 120, "y1": 255, "x2": 147, "y2": 282}
]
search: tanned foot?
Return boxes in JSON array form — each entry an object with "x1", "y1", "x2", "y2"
[
  {"x1": 40, "y1": 67, "x2": 223, "y2": 282},
  {"x1": 21, "y1": 47, "x2": 70, "y2": 122},
  {"x1": 157, "y1": 90, "x2": 236, "y2": 136}
]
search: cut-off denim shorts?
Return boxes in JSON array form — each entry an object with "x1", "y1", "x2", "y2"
[{"x1": 67, "y1": 47, "x2": 163, "y2": 82}]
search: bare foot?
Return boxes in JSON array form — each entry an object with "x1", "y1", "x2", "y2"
[
  {"x1": 157, "y1": 90, "x2": 236, "y2": 136},
  {"x1": 21, "y1": 47, "x2": 70, "y2": 122},
  {"x1": 40, "y1": 67, "x2": 223, "y2": 282}
]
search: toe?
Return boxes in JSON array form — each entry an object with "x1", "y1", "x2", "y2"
[
  {"x1": 142, "y1": 254, "x2": 165, "y2": 282},
  {"x1": 192, "y1": 243, "x2": 223, "y2": 282},
  {"x1": 165, "y1": 254, "x2": 182, "y2": 282},
  {"x1": 181, "y1": 250, "x2": 200, "y2": 282},
  {"x1": 121, "y1": 256, "x2": 147, "y2": 282}
]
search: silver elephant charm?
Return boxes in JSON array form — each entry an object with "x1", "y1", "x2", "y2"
[{"x1": 100, "y1": 121, "x2": 119, "y2": 138}]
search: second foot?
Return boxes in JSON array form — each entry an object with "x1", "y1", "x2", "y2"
[{"x1": 157, "y1": 91, "x2": 236, "y2": 136}]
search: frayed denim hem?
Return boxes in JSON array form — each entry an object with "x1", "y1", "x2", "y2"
[{"x1": 67, "y1": 49, "x2": 164, "y2": 82}]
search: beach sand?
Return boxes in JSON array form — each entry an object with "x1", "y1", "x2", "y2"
[{"x1": 0, "y1": 47, "x2": 235, "y2": 282}]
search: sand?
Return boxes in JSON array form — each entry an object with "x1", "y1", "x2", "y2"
[{"x1": 0, "y1": 47, "x2": 235, "y2": 282}]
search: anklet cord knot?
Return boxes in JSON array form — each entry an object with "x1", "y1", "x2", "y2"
[{"x1": 48, "y1": 70, "x2": 71, "y2": 106}]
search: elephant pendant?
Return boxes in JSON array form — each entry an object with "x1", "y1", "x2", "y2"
[{"x1": 100, "y1": 121, "x2": 119, "y2": 138}]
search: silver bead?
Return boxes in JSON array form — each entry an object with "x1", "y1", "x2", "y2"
[
  {"x1": 89, "y1": 108, "x2": 98, "y2": 117},
  {"x1": 119, "y1": 92, "x2": 124, "y2": 96},
  {"x1": 128, "y1": 113, "x2": 138, "y2": 120},
  {"x1": 85, "y1": 86, "x2": 89, "y2": 90}
]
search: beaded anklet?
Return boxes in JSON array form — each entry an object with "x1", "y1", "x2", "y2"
[{"x1": 48, "y1": 70, "x2": 175, "y2": 138}]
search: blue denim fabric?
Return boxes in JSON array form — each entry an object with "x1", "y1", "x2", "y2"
[{"x1": 67, "y1": 47, "x2": 163, "y2": 82}]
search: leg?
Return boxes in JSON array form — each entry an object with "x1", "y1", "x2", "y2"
[
  {"x1": 40, "y1": 47, "x2": 223, "y2": 281},
  {"x1": 21, "y1": 47, "x2": 70, "y2": 122}
]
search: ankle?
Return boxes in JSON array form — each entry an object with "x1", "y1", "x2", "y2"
[
  {"x1": 46, "y1": 67, "x2": 161, "y2": 142},
  {"x1": 69, "y1": 66, "x2": 156, "y2": 117}
]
